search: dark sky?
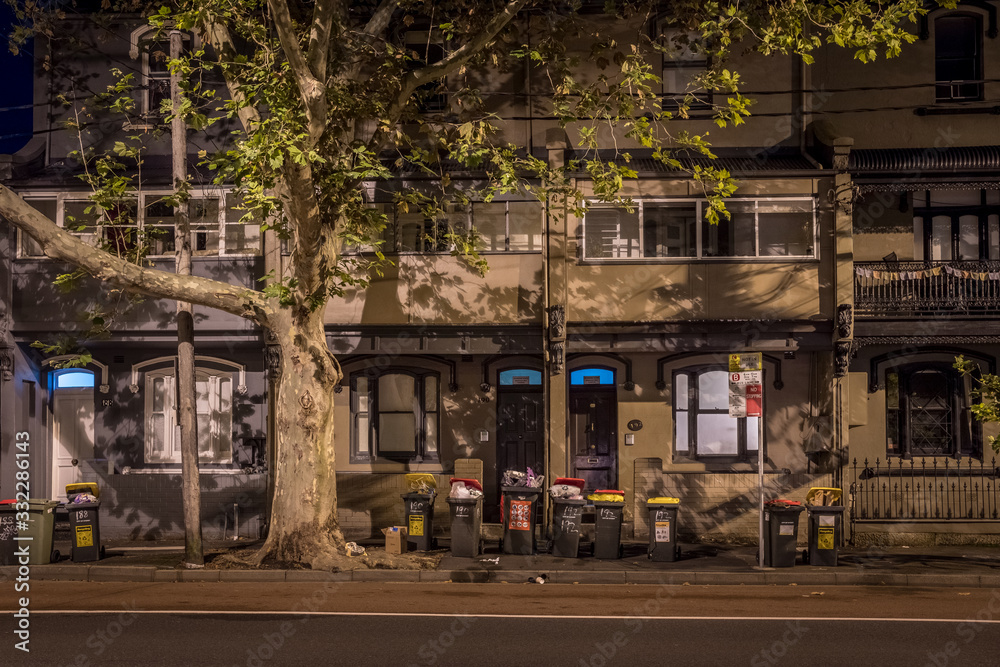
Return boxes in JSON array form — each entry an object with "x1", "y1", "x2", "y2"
[{"x1": 0, "y1": 3, "x2": 34, "y2": 155}]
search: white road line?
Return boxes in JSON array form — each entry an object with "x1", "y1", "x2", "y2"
[{"x1": 9, "y1": 611, "x2": 1000, "y2": 623}]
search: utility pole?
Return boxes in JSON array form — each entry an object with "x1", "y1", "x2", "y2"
[{"x1": 171, "y1": 28, "x2": 203, "y2": 567}]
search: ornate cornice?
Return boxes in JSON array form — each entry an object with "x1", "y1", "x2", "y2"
[{"x1": 855, "y1": 336, "x2": 1000, "y2": 347}]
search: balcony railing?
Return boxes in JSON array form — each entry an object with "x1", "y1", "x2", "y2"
[
  {"x1": 850, "y1": 457, "x2": 1000, "y2": 532},
  {"x1": 855, "y1": 261, "x2": 1000, "y2": 318}
]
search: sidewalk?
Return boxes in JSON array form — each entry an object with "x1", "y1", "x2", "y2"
[{"x1": 6, "y1": 537, "x2": 1000, "y2": 587}]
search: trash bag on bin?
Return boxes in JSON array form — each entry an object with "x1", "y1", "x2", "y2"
[{"x1": 549, "y1": 477, "x2": 585, "y2": 500}]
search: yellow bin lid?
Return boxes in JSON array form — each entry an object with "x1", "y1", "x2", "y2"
[
  {"x1": 648, "y1": 497, "x2": 680, "y2": 504},
  {"x1": 404, "y1": 473, "x2": 437, "y2": 491},
  {"x1": 805, "y1": 487, "x2": 842, "y2": 506},
  {"x1": 66, "y1": 482, "x2": 100, "y2": 499}
]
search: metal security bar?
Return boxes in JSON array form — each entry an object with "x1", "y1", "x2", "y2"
[
  {"x1": 854, "y1": 261, "x2": 1000, "y2": 318},
  {"x1": 850, "y1": 457, "x2": 1000, "y2": 532}
]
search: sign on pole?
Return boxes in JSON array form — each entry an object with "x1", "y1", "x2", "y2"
[
  {"x1": 746, "y1": 383, "x2": 763, "y2": 417},
  {"x1": 728, "y1": 352, "x2": 765, "y2": 569},
  {"x1": 729, "y1": 352, "x2": 762, "y2": 373}
]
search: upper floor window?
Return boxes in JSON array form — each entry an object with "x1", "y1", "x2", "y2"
[
  {"x1": 912, "y1": 189, "x2": 1000, "y2": 261},
  {"x1": 405, "y1": 31, "x2": 448, "y2": 113},
  {"x1": 351, "y1": 369, "x2": 440, "y2": 463},
  {"x1": 581, "y1": 198, "x2": 815, "y2": 261},
  {"x1": 659, "y1": 29, "x2": 712, "y2": 110},
  {"x1": 886, "y1": 362, "x2": 980, "y2": 459},
  {"x1": 935, "y1": 14, "x2": 983, "y2": 102},
  {"x1": 16, "y1": 191, "x2": 261, "y2": 259},
  {"x1": 674, "y1": 367, "x2": 761, "y2": 463},
  {"x1": 145, "y1": 366, "x2": 233, "y2": 464},
  {"x1": 349, "y1": 200, "x2": 543, "y2": 255}
]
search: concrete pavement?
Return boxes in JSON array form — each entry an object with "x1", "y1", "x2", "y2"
[{"x1": 4, "y1": 537, "x2": 999, "y2": 587}]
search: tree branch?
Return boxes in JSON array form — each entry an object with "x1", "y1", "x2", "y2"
[
  {"x1": 0, "y1": 186, "x2": 271, "y2": 324},
  {"x1": 198, "y1": 13, "x2": 262, "y2": 136},
  {"x1": 363, "y1": 0, "x2": 398, "y2": 38},
  {"x1": 369, "y1": 0, "x2": 527, "y2": 153},
  {"x1": 307, "y1": 0, "x2": 338, "y2": 81},
  {"x1": 268, "y1": 0, "x2": 327, "y2": 145}
]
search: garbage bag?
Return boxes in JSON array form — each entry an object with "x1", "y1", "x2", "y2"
[
  {"x1": 501, "y1": 470, "x2": 527, "y2": 487},
  {"x1": 525, "y1": 467, "x2": 544, "y2": 489},
  {"x1": 549, "y1": 484, "x2": 583, "y2": 499}
]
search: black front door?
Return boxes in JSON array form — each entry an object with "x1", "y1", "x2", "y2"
[
  {"x1": 492, "y1": 390, "x2": 544, "y2": 521},
  {"x1": 569, "y1": 389, "x2": 618, "y2": 492}
]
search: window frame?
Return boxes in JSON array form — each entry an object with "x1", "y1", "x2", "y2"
[
  {"x1": 350, "y1": 368, "x2": 441, "y2": 463},
  {"x1": 658, "y1": 28, "x2": 713, "y2": 111},
  {"x1": 144, "y1": 365, "x2": 234, "y2": 465},
  {"x1": 934, "y1": 13, "x2": 984, "y2": 103},
  {"x1": 885, "y1": 361, "x2": 981, "y2": 460},
  {"x1": 672, "y1": 366, "x2": 764, "y2": 464},
  {"x1": 15, "y1": 190, "x2": 260, "y2": 259},
  {"x1": 912, "y1": 189, "x2": 1000, "y2": 261},
  {"x1": 581, "y1": 197, "x2": 818, "y2": 262}
]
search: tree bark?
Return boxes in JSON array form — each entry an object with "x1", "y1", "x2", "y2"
[
  {"x1": 172, "y1": 29, "x2": 204, "y2": 568},
  {"x1": 254, "y1": 308, "x2": 347, "y2": 569}
]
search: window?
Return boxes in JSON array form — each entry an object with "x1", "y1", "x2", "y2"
[
  {"x1": 405, "y1": 32, "x2": 448, "y2": 112},
  {"x1": 913, "y1": 189, "x2": 1000, "y2": 261},
  {"x1": 582, "y1": 198, "x2": 815, "y2": 260},
  {"x1": 935, "y1": 14, "x2": 983, "y2": 102},
  {"x1": 145, "y1": 367, "x2": 233, "y2": 464},
  {"x1": 499, "y1": 369, "x2": 542, "y2": 386},
  {"x1": 674, "y1": 367, "x2": 760, "y2": 462},
  {"x1": 356, "y1": 200, "x2": 542, "y2": 254},
  {"x1": 54, "y1": 370, "x2": 95, "y2": 389},
  {"x1": 660, "y1": 30, "x2": 712, "y2": 110},
  {"x1": 18, "y1": 197, "x2": 56, "y2": 257},
  {"x1": 351, "y1": 369, "x2": 440, "y2": 462},
  {"x1": 886, "y1": 363, "x2": 980, "y2": 458}
]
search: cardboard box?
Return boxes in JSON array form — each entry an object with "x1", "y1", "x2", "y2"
[{"x1": 383, "y1": 526, "x2": 408, "y2": 555}]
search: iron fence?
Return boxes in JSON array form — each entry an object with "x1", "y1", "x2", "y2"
[
  {"x1": 855, "y1": 260, "x2": 1000, "y2": 318},
  {"x1": 850, "y1": 457, "x2": 1000, "y2": 531}
]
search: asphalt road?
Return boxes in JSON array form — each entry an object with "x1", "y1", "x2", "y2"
[{"x1": 2, "y1": 583, "x2": 999, "y2": 666}]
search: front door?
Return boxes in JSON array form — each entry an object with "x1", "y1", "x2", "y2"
[
  {"x1": 52, "y1": 389, "x2": 95, "y2": 500},
  {"x1": 570, "y1": 389, "x2": 618, "y2": 492},
  {"x1": 493, "y1": 390, "x2": 544, "y2": 522}
]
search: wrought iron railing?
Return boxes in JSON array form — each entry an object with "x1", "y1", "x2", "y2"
[
  {"x1": 854, "y1": 260, "x2": 1000, "y2": 318},
  {"x1": 850, "y1": 457, "x2": 1000, "y2": 530}
]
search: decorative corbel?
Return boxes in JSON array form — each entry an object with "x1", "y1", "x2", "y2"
[
  {"x1": 837, "y1": 304, "x2": 853, "y2": 339},
  {"x1": 0, "y1": 347, "x2": 13, "y2": 382}
]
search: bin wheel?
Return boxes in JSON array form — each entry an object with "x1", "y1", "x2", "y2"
[
  {"x1": 802, "y1": 549, "x2": 808, "y2": 564},
  {"x1": 50, "y1": 549, "x2": 59, "y2": 563},
  {"x1": 676, "y1": 546, "x2": 681, "y2": 560},
  {"x1": 619, "y1": 544, "x2": 624, "y2": 559},
  {"x1": 100, "y1": 546, "x2": 106, "y2": 560}
]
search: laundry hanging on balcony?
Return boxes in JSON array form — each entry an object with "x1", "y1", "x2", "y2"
[{"x1": 855, "y1": 266, "x2": 1000, "y2": 281}]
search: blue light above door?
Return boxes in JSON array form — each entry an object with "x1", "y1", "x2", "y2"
[
  {"x1": 570, "y1": 368, "x2": 615, "y2": 386},
  {"x1": 499, "y1": 369, "x2": 542, "y2": 386},
  {"x1": 55, "y1": 370, "x2": 95, "y2": 389}
]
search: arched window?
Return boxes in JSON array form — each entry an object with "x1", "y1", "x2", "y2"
[
  {"x1": 674, "y1": 366, "x2": 761, "y2": 462},
  {"x1": 499, "y1": 369, "x2": 542, "y2": 386},
  {"x1": 351, "y1": 369, "x2": 440, "y2": 462},
  {"x1": 935, "y1": 14, "x2": 983, "y2": 102},
  {"x1": 570, "y1": 367, "x2": 615, "y2": 386}
]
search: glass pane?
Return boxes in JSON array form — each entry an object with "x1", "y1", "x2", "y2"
[
  {"x1": 197, "y1": 413, "x2": 212, "y2": 455},
  {"x1": 355, "y1": 376, "x2": 369, "y2": 412},
  {"x1": 886, "y1": 371, "x2": 899, "y2": 410},
  {"x1": 990, "y1": 215, "x2": 999, "y2": 260},
  {"x1": 674, "y1": 373, "x2": 689, "y2": 410},
  {"x1": 150, "y1": 414, "x2": 165, "y2": 456},
  {"x1": 397, "y1": 213, "x2": 425, "y2": 252},
  {"x1": 424, "y1": 375, "x2": 438, "y2": 412},
  {"x1": 357, "y1": 414, "x2": 370, "y2": 454},
  {"x1": 931, "y1": 216, "x2": 952, "y2": 260},
  {"x1": 747, "y1": 417, "x2": 759, "y2": 451},
  {"x1": 191, "y1": 198, "x2": 220, "y2": 254},
  {"x1": 195, "y1": 378, "x2": 211, "y2": 413},
  {"x1": 56, "y1": 371, "x2": 95, "y2": 389},
  {"x1": 644, "y1": 204, "x2": 696, "y2": 257},
  {"x1": 508, "y1": 202, "x2": 543, "y2": 251},
  {"x1": 698, "y1": 371, "x2": 729, "y2": 411},
  {"x1": 63, "y1": 200, "x2": 101, "y2": 245},
  {"x1": 675, "y1": 410, "x2": 689, "y2": 453},
  {"x1": 378, "y1": 414, "x2": 416, "y2": 452},
  {"x1": 219, "y1": 378, "x2": 232, "y2": 424},
  {"x1": 146, "y1": 40, "x2": 171, "y2": 74},
  {"x1": 22, "y1": 199, "x2": 56, "y2": 256},
  {"x1": 703, "y1": 201, "x2": 756, "y2": 257},
  {"x1": 958, "y1": 215, "x2": 979, "y2": 260},
  {"x1": 379, "y1": 374, "x2": 415, "y2": 412},
  {"x1": 499, "y1": 369, "x2": 542, "y2": 386},
  {"x1": 152, "y1": 377, "x2": 165, "y2": 412},
  {"x1": 424, "y1": 414, "x2": 438, "y2": 455},
  {"x1": 697, "y1": 413, "x2": 739, "y2": 455},
  {"x1": 662, "y1": 64, "x2": 709, "y2": 107},
  {"x1": 570, "y1": 368, "x2": 615, "y2": 385},
  {"x1": 225, "y1": 223, "x2": 261, "y2": 254},
  {"x1": 473, "y1": 202, "x2": 506, "y2": 251},
  {"x1": 758, "y1": 200, "x2": 813, "y2": 256},
  {"x1": 584, "y1": 208, "x2": 640, "y2": 259}
]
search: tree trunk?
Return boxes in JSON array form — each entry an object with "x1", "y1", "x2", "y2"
[{"x1": 254, "y1": 308, "x2": 348, "y2": 569}]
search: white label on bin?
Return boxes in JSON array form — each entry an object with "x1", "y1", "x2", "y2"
[
  {"x1": 654, "y1": 521, "x2": 671, "y2": 543},
  {"x1": 561, "y1": 518, "x2": 580, "y2": 534},
  {"x1": 455, "y1": 505, "x2": 470, "y2": 517},
  {"x1": 600, "y1": 508, "x2": 617, "y2": 521},
  {"x1": 819, "y1": 515, "x2": 835, "y2": 526},
  {"x1": 779, "y1": 523, "x2": 795, "y2": 536}
]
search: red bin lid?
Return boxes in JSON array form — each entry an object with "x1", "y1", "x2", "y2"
[
  {"x1": 449, "y1": 478, "x2": 483, "y2": 492},
  {"x1": 553, "y1": 478, "x2": 585, "y2": 488},
  {"x1": 595, "y1": 489, "x2": 625, "y2": 495}
]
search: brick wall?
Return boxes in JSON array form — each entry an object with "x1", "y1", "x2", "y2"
[
  {"x1": 632, "y1": 458, "x2": 835, "y2": 544},
  {"x1": 77, "y1": 462, "x2": 266, "y2": 540}
]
